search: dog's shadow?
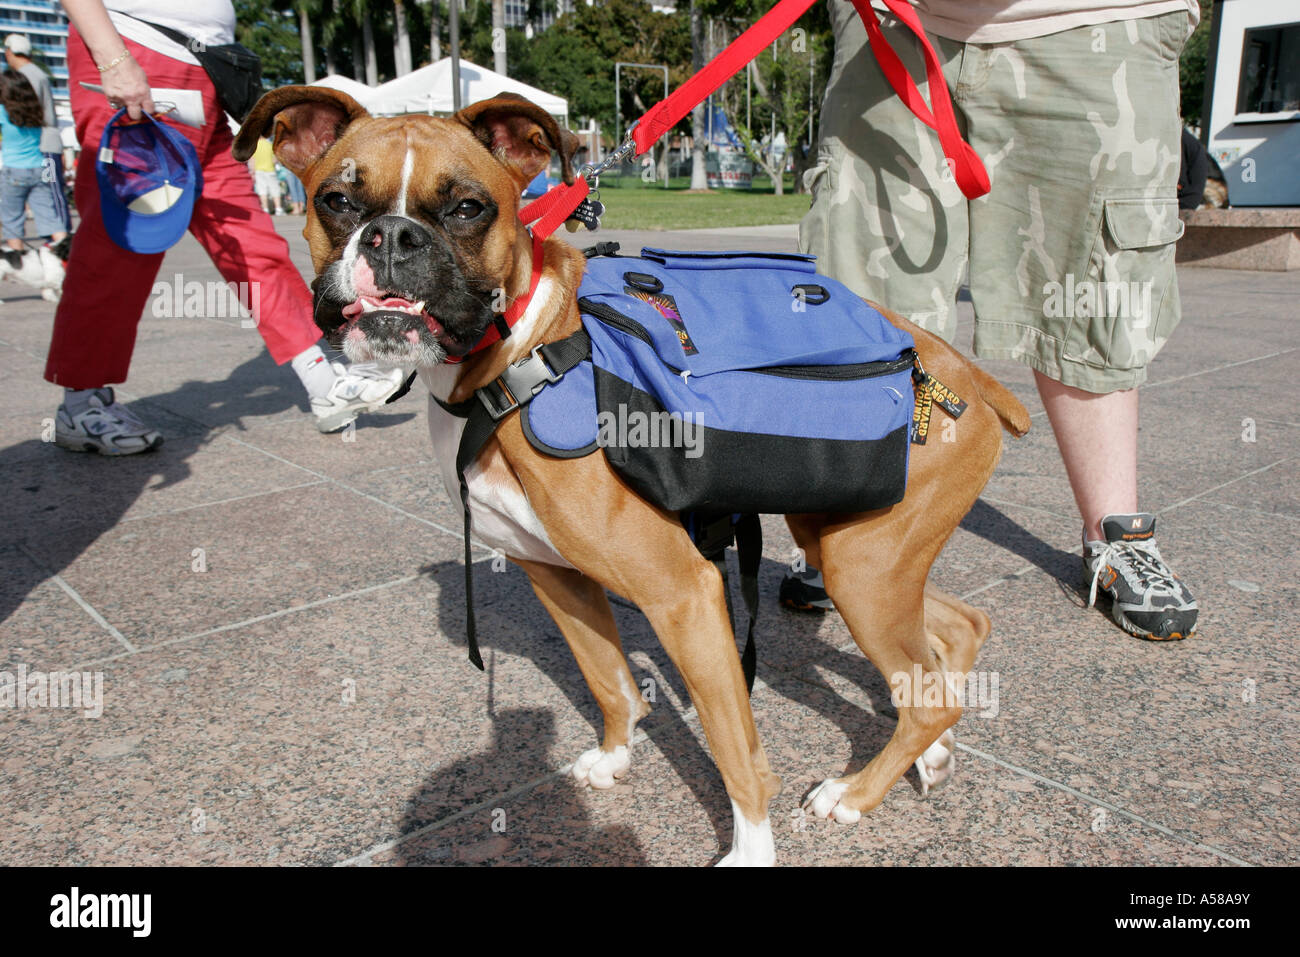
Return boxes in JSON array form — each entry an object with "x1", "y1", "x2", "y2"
[
  {"x1": 393, "y1": 704, "x2": 646, "y2": 865},
  {"x1": 405, "y1": 558, "x2": 735, "y2": 864},
  {"x1": 401, "y1": 500, "x2": 1069, "y2": 863}
]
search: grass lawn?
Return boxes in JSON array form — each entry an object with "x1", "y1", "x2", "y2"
[{"x1": 590, "y1": 173, "x2": 811, "y2": 230}]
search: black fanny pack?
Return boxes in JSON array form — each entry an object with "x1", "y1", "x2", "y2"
[{"x1": 133, "y1": 17, "x2": 263, "y2": 122}]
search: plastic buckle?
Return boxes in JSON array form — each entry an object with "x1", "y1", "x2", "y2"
[
  {"x1": 477, "y1": 344, "x2": 561, "y2": 422},
  {"x1": 476, "y1": 380, "x2": 518, "y2": 421}
]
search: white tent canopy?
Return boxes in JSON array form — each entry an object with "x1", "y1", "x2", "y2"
[
  {"x1": 314, "y1": 60, "x2": 567, "y2": 124},
  {"x1": 312, "y1": 74, "x2": 379, "y2": 111}
]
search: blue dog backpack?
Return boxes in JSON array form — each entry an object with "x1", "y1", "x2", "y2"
[
  {"x1": 523, "y1": 247, "x2": 918, "y2": 515},
  {"x1": 440, "y1": 246, "x2": 929, "y2": 681}
]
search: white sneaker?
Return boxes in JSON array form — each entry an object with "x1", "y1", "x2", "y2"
[
  {"x1": 311, "y1": 362, "x2": 405, "y2": 433},
  {"x1": 55, "y1": 388, "x2": 163, "y2": 455}
]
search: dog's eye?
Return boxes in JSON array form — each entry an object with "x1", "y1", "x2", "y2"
[
  {"x1": 324, "y1": 192, "x2": 355, "y2": 214},
  {"x1": 452, "y1": 199, "x2": 484, "y2": 220}
]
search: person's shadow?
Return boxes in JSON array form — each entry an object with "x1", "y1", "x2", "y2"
[{"x1": 0, "y1": 350, "x2": 414, "y2": 640}]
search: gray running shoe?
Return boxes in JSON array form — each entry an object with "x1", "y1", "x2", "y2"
[
  {"x1": 1084, "y1": 513, "x2": 1197, "y2": 640},
  {"x1": 55, "y1": 388, "x2": 163, "y2": 456}
]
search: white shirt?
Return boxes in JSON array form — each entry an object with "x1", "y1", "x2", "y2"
[
  {"x1": 106, "y1": 0, "x2": 236, "y2": 66},
  {"x1": 874, "y1": 0, "x2": 1199, "y2": 43}
]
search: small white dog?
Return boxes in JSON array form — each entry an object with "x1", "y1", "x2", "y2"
[{"x1": 0, "y1": 242, "x2": 64, "y2": 302}]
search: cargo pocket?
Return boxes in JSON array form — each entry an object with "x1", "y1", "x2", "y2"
[{"x1": 1061, "y1": 192, "x2": 1183, "y2": 372}]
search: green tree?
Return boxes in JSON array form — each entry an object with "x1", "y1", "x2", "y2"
[
  {"x1": 703, "y1": 0, "x2": 832, "y2": 194},
  {"x1": 1180, "y1": 0, "x2": 1214, "y2": 128},
  {"x1": 508, "y1": 0, "x2": 690, "y2": 131},
  {"x1": 236, "y1": 0, "x2": 304, "y2": 87}
]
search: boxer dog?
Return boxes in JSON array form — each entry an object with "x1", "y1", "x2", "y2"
[{"x1": 234, "y1": 87, "x2": 1031, "y2": 866}]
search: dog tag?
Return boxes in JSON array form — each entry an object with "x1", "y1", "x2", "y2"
[
  {"x1": 911, "y1": 382, "x2": 933, "y2": 445},
  {"x1": 924, "y1": 374, "x2": 967, "y2": 419},
  {"x1": 566, "y1": 197, "x2": 605, "y2": 232}
]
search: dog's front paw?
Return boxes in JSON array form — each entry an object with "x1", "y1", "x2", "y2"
[
  {"x1": 915, "y1": 730, "x2": 957, "y2": 798},
  {"x1": 716, "y1": 800, "x2": 775, "y2": 866},
  {"x1": 571, "y1": 745, "x2": 630, "y2": 789},
  {"x1": 802, "y1": 778, "x2": 862, "y2": 825}
]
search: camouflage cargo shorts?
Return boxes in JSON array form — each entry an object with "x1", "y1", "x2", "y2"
[{"x1": 801, "y1": 6, "x2": 1194, "y2": 393}]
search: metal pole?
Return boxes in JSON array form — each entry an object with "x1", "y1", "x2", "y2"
[{"x1": 450, "y1": 0, "x2": 462, "y2": 112}]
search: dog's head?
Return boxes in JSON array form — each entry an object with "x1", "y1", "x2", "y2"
[{"x1": 233, "y1": 87, "x2": 579, "y2": 367}]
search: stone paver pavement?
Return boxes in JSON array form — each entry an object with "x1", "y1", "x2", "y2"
[{"x1": 0, "y1": 217, "x2": 1295, "y2": 866}]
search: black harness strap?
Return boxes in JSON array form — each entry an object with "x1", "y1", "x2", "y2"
[
  {"x1": 386, "y1": 370, "x2": 419, "y2": 405},
  {"x1": 735, "y1": 513, "x2": 762, "y2": 692},
  {"x1": 439, "y1": 329, "x2": 592, "y2": 669}
]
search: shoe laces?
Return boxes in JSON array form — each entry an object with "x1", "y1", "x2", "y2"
[{"x1": 1087, "y1": 537, "x2": 1176, "y2": 607}]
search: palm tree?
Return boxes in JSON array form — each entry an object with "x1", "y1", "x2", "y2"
[
  {"x1": 429, "y1": 0, "x2": 442, "y2": 62},
  {"x1": 320, "y1": 0, "x2": 339, "y2": 75},
  {"x1": 293, "y1": 0, "x2": 320, "y2": 82},
  {"x1": 394, "y1": 0, "x2": 413, "y2": 75},
  {"x1": 690, "y1": 0, "x2": 708, "y2": 189},
  {"x1": 344, "y1": 0, "x2": 379, "y2": 84}
]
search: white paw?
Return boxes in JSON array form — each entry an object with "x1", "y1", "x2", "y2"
[
  {"x1": 915, "y1": 730, "x2": 957, "y2": 797},
  {"x1": 571, "y1": 745, "x2": 630, "y2": 789},
  {"x1": 715, "y1": 800, "x2": 775, "y2": 866},
  {"x1": 802, "y1": 778, "x2": 862, "y2": 825}
]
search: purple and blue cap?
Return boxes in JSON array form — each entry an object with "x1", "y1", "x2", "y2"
[{"x1": 96, "y1": 109, "x2": 202, "y2": 254}]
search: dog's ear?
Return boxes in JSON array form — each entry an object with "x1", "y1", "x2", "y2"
[
  {"x1": 232, "y1": 86, "x2": 369, "y2": 180},
  {"x1": 455, "y1": 93, "x2": 580, "y2": 189}
]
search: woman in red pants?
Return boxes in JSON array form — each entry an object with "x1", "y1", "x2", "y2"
[{"x1": 45, "y1": 0, "x2": 401, "y2": 453}]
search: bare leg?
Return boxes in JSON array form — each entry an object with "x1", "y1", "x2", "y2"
[{"x1": 1034, "y1": 370, "x2": 1138, "y2": 541}]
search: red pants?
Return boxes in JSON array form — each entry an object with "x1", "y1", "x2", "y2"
[{"x1": 45, "y1": 29, "x2": 320, "y2": 389}]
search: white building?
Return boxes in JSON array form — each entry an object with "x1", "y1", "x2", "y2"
[
  {"x1": 0, "y1": 0, "x2": 69, "y2": 106},
  {"x1": 1202, "y1": 0, "x2": 1300, "y2": 206}
]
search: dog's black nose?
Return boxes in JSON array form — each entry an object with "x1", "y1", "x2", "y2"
[{"x1": 359, "y1": 215, "x2": 433, "y2": 284}]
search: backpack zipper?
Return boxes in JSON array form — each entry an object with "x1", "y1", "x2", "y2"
[
  {"x1": 756, "y1": 350, "x2": 916, "y2": 381},
  {"x1": 580, "y1": 299, "x2": 914, "y2": 381}
]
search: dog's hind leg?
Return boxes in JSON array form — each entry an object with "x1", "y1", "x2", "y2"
[
  {"x1": 911, "y1": 585, "x2": 992, "y2": 796},
  {"x1": 519, "y1": 559, "x2": 649, "y2": 790},
  {"x1": 803, "y1": 520, "x2": 979, "y2": 823}
]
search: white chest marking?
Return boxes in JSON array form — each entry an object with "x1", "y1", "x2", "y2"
[{"x1": 419, "y1": 285, "x2": 571, "y2": 570}]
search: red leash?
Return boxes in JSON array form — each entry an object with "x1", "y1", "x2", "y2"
[
  {"x1": 637, "y1": 0, "x2": 988, "y2": 199},
  {"x1": 465, "y1": 0, "x2": 989, "y2": 359}
]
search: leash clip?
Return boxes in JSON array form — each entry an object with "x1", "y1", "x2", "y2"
[{"x1": 578, "y1": 125, "x2": 639, "y2": 186}]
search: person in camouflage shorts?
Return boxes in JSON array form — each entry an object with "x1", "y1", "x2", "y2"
[{"x1": 787, "y1": 1, "x2": 1200, "y2": 642}]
